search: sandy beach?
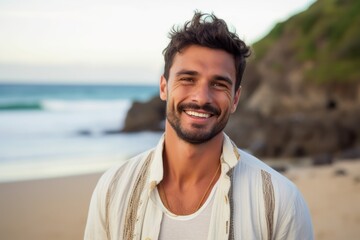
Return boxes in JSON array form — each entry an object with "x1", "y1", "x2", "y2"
[
  {"x1": 1, "y1": 160, "x2": 359, "y2": 240},
  {"x1": 284, "y1": 160, "x2": 360, "y2": 240},
  {"x1": 0, "y1": 173, "x2": 100, "y2": 240}
]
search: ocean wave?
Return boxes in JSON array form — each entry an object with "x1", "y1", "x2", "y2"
[
  {"x1": 0, "y1": 102, "x2": 42, "y2": 111},
  {"x1": 0, "y1": 99, "x2": 132, "y2": 112}
]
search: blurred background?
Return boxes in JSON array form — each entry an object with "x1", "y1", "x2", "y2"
[
  {"x1": 1, "y1": 0, "x2": 359, "y2": 239},
  {"x1": 0, "y1": 0, "x2": 319, "y2": 181}
]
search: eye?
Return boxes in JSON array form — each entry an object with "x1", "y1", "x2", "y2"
[
  {"x1": 179, "y1": 77, "x2": 194, "y2": 84},
  {"x1": 211, "y1": 82, "x2": 227, "y2": 89}
]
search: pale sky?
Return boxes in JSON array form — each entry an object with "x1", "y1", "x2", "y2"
[{"x1": 0, "y1": 0, "x2": 315, "y2": 85}]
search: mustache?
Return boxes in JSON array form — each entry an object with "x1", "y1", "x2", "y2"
[{"x1": 178, "y1": 103, "x2": 220, "y2": 116}]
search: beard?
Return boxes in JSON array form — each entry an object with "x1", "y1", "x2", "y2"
[{"x1": 166, "y1": 102, "x2": 228, "y2": 144}]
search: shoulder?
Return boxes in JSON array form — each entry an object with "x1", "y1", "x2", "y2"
[
  {"x1": 95, "y1": 148, "x2": 155, "y2": 195},
  {"x1": 84, "y1": 148, "x2": 156, "y2": 238},
  {"x1": 234, "y1": 149, "x2": 299, "y2": 196},
  {"x1": 232, "y1": 149, "x2": 313, "y2": 238},
  {"x1": 234, "y1": 148, "x2": 311, "y2": 221}
]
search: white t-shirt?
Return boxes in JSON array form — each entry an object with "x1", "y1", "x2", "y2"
[{"x1": 156, "y1": 184, "x2": 218, "y2": 240}]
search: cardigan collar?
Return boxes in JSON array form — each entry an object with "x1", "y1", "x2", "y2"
[{"x1": 147, "y1": 132, "x2": 241, "y2": 194}]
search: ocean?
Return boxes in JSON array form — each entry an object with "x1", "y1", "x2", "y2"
[{"x1": 0, "y1": 83, "x2": 163, "y2": 182}]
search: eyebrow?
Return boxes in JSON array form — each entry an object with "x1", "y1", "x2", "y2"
[
  {"x1": 175, "y1": 69, "x2": 233, "y2": 86},
  {"x1": 175, "y1": 70, "x2": 199, "y2": 76}
]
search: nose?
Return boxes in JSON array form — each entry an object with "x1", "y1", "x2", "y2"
[{"x1": 191, "y1": 82, "x2": 213, "y2": 106}]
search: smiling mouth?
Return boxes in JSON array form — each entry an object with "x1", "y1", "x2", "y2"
[
  {"x1": 184, "y1": 110, "x2": 212, "y2": 118},
  {"x1": 178, "y1": 103, "x2": 220, "y2": 119}
]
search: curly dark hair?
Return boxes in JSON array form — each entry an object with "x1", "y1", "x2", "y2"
[{"x1": 162, "y1": 11, "x2": 251, "y2": 91}]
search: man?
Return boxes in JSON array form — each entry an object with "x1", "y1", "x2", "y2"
[{"x1": 85, "y1": 12, "x2": 313, "y2": 240}]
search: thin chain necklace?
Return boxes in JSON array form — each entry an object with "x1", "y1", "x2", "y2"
[{"x1": 160, "y1": 162, "x2": 221, "y2": 214}]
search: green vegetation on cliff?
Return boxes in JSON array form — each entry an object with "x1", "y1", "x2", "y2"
[{"x1": 253, "y1": 0, "x2": 360, "y2": 83}]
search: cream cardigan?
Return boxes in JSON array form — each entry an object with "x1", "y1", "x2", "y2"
[{"x1": 84, "y1": 133, "x2": 313, "y2": 240}]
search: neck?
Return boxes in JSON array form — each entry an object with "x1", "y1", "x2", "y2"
[
  {"x1": 159, "y1": 121, "x2": 223, "y2": 215},
  {"x1": 162, "y1": 121, "x2": 223, "y2": 185}
]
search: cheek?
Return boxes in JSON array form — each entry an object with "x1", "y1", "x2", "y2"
[
  {"x1": 218, "y1": 91, "x2": 234, "y2": 110},
  {"x1": 166, "y1": 91, "x2": 182, "y2": 111},
  {"x1": 169, "y1": 87, "x2": 188, "y2": 103}
]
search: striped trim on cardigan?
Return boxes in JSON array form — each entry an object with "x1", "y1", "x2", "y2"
[{"x1": 261, "y1": 170, "x2": 275, "y2": 240}]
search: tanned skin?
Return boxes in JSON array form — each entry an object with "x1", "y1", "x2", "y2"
[{"x1": 159, "y1": 45, "x2": 241, "y2": 215}]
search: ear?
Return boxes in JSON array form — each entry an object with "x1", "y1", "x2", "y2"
[
  {"x1": 160, "y1": 75, "x2": 167, "y2": 101},
  {"x1": 231, "y1": 86, "x2": 241, "y2": 113}
]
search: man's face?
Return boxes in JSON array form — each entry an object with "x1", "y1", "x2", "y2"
[{"x1": 160, "y1": 45, "x2": 240, "y2": 144}]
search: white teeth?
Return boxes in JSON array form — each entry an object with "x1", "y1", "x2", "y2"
[{"x1": 185, "y1": 111, "x2": 210, "y2": 118}]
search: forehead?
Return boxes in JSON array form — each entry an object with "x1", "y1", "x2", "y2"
[{"x1": 169, "y1": 45, "x2": 236, "y2": 80}]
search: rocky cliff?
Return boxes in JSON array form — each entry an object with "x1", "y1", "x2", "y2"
[{"x1": 246, "y1": 0, "x2": 360, "y2": 115}]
